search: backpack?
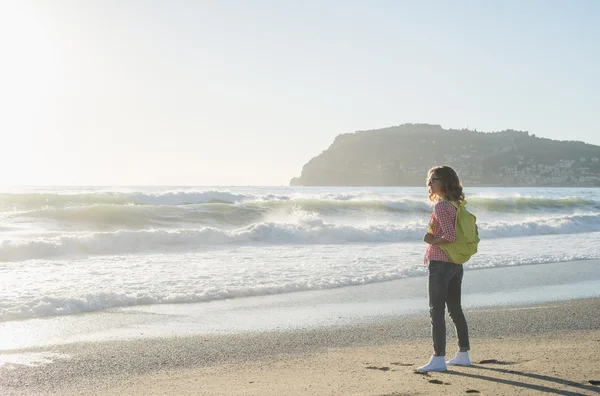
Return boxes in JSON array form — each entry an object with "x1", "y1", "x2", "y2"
[{"x1": 439, "y1": 200, "x2": 479, "y2": 264}]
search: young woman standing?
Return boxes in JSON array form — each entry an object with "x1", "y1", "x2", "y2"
[{"x1": 417, "y1": 165, "x2": 471, "y2": 372}]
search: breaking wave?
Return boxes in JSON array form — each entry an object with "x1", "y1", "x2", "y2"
[{"x1": 3, "y1": 213, "x2": 600, "y2": 262}]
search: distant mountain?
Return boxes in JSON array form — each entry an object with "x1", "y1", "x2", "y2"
[{"x1": 290, "y1": 124, "x2": 600, "y2": 187}]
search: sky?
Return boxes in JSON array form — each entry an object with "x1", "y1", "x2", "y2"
[{"x1": 0, "y1": 0, "x2": 598, "y2": 186}]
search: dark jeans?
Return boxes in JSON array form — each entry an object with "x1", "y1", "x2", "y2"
[{"x1": 428, "y1": 260, "x2": 470, "y2": 356}]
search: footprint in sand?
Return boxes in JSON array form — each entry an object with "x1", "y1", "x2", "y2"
[
  {"x1": 478, "y1": 359, "x2": 514, "y2": 365},
  {"x1": 390, "y1": 362, "x2": 413, "y2": 367},
  {"x1": 366, "y1": 366, "x2": 390, "y2": 371},
  {"x1": 428, "y1": 379, "x2": 451, "y2": 385}
]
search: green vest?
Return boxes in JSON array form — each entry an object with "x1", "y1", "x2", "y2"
[{"x1": 439, "y1": 200, "x2": 480, "y2": 264}]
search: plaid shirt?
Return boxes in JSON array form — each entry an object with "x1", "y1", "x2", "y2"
[{"x1": 424, "y1": 200, "x2": 457, "y2": 265}]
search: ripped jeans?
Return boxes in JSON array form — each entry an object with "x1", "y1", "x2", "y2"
[{"x1": 428, "y1": 260, "x2": 470, "y2": 356}]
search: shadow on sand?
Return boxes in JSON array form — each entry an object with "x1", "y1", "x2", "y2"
[{"x1": 445, "y1": 363, "x2": 600, "y2": 395}]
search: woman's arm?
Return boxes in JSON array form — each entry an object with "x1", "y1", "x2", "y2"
[{"x1": 424, "y1": 233, "x2": 453, "y2": 245}]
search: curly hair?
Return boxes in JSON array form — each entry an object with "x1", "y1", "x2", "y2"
[{"x1": 427, "y1": 165, "x2": 465, "y2": 203}]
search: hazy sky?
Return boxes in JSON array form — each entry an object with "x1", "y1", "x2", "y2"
[{"x1": 0, "y1": 0, "x2": 598, "y2": 186}]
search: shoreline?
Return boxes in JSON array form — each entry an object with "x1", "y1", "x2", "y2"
[
  {"x1": 1, "y1": 259, "x2": 599, "y2": 352},
  {"x1": 1, "y1": 297, "x2": 599, "y2": 395}
]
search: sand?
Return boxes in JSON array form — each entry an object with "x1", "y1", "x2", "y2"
[
  {"x1": 1, "y1": 297, "x2": 599, "y2": 396},
  {"x1": 107, "y1": 332, "x2": 600, "y2": 396}
]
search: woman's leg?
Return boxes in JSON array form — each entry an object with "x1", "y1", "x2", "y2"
[
  {"x1": 428, "y1": 261, "x2": 453, "y2": 356},
  {"x1": 447, "y1": 264, "x2": 470, "y2": 352}
]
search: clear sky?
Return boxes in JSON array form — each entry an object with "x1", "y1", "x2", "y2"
[{"x1": 0, "y1": 0, "x2": 598, "y2": 186}]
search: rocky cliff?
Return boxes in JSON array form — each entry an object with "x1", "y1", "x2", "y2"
[{"x1": 290, "y1": 124, "x2": 600, "y2": 187}]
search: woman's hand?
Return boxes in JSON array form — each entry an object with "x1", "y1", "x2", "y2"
[{"x1": 424, "y1": 233, "x2": 434, "y2": 244}]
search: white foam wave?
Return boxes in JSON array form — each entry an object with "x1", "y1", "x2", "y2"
[
  {"x1": 0, "y1": 223, "x2": 423, "y2": 262},
  {"x1": 128, "y1": 190, "x2": 252, "y2": 205},
  {"x1": 3, "y1": 212, "x2": 600, "y2": 262},
  {"x1": 480, "y1": 213, "x2": 600, "y2": 238},
  {"x1": 2, "y1": 248, "x2": 599, "y2": 322},
  {"x1": 0, "y1": 272, "x2": 415, "y2": 322}
]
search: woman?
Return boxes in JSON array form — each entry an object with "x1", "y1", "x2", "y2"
[{"x1": 417, "y1": 165, "x2": 471, "y2": 372}]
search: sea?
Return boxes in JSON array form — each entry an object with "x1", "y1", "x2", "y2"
[{"x1": 2, "y1": 186, "x2": 600, "y2": 324}]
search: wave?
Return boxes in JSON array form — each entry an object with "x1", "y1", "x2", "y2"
[
  {"x1": 1, "y1": 251, "x2": 599, "y2": 322},
  {"x1": 0, "y1": 271, "x2": 418, "y2": 322},
  {"x1": 468, "y1": 196, "x2": 600, "y2": 212},
  {"x1": 0, "y1": 223, "x2": 421, "y2": 262},
  {"x1": 3, "y1": 213, "x2": 600, "y2": 262},
  {"x1": 0, "y1": 192, "x2": 127, "y2": 210},
  {"x1": 14, "y1": 203, "x2": 266, "y2": 229},
  {"x1": 5, "y1": 199, "x2": 433, "y2": 229},
  {"x1": 2, "y1": 190, "x2": 599, "y2": 213},
  {"x1": 5, "y1": 196, "x2": 600, "y2": 235},
  {"x1": 0, "y1": 190, "x2": 253, "y2": 210},
  {"x1": 482, "y1": 213, "x2": 600, "y2": 237},
  {"x1": 127, "y1": 191, "x2": 252, "y2": 205}
]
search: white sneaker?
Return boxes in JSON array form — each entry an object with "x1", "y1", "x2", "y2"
[
  {"x1": 446, "y1": 351, "x2": 471, "y2": 366},
  {"x1": 416, "y1": 355, "x2": 447, "y2": 372}
]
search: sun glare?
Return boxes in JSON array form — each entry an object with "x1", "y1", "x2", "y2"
[{"x1": 0, "y1": 2, "x2": 70, "y2": 186}]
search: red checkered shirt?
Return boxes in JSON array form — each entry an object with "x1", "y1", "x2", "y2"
[{"x1": 424, "y1": 200, "x2": 457, "y2": 265}]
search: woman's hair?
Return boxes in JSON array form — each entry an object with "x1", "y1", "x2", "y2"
[{"x1": 427, "y1": 165, "x2": 465, "y2": 203}]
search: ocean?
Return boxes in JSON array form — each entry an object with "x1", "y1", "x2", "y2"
[{"x1": 2, "y1": 186, "x2": 600, "y2": 324}]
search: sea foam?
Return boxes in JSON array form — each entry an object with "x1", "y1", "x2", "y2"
[{"x1": 2, "y1": 212, "x2": 600, "y2": 262}]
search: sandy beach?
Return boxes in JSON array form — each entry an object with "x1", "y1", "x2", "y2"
[
  {"x1": 1, "y1": 295, "x2": 599, "y2": 395},
  {"x1": 106, "y1": 325, "x2": 600, "y2": 396}
]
